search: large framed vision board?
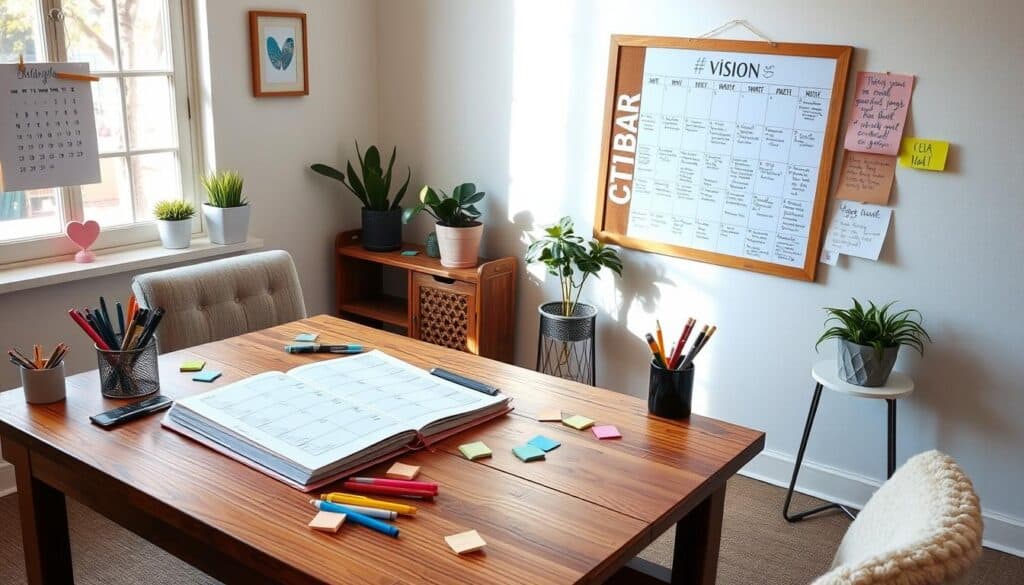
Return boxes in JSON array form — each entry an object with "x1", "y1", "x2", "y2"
[{"x1": 593, "y1": 35, "x2": 852, "y2": 281}]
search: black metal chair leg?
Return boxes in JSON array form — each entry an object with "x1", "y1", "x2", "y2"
[
  {"x1": 783, "y1": 383, "x2": 855, "y2": 522},
  {"x1": 887, "y1": 399, "x2": 896, "y2": 478}
]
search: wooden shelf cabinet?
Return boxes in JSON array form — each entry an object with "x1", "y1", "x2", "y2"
[{"x1": 335, "y1": 230, "x2": 517, "y2": 363}]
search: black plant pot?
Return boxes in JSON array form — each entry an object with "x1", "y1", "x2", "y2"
[
  {"x1": 361, "y1": 208, "x2": 402, "y2": 251},
  {"x1": 535, "y1": 302, "x2": 597, "y2": 386}
]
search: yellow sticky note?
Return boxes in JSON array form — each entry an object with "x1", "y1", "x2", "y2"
[
  {"x1": 562, "y1": 414, "x2": 594, "y2": 430},
  {"x1": 898, "y1": 138, "x2": 949, "y2": 171}
]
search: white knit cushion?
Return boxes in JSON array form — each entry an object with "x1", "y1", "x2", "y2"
[
  {"x1": 812, "y1": 450, "x2": 983, "y2": 585},
  {"x1": 131, "y1": 250, "x2": 307, "y2": 353}
]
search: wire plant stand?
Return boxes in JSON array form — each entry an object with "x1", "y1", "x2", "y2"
[{"x1": 535, "y1": 302, "x2": 597, "y2": 386}]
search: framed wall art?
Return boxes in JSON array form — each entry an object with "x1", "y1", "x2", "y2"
[{"x1": 249, "y1": 10, "x2": 309, "y2": 97}]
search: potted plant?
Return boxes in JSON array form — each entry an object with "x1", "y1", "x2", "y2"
[
  {"x1": 402, "y1": 183, "x2": 485, "y2": 268},
  {"x1": 201, "y1": 170, "x2": 250, "y2": 245},
  {"x1": 311, "y1": 143, "x2": 410, "y2": 252},
  {"x1": 153, "y1": 200, "x2": 195, "y2": 249},
  {"x1": 816, "y1": 299, "x2": 932, "y2": 387},
  {"x1": 525, "y1": 216, "x2": 622, "y2": 384}
]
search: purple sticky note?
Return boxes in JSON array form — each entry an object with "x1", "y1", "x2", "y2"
[{"x1": 592, "y1": 425, "x2": 621, "y2": 440}]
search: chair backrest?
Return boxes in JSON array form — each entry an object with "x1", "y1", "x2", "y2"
[
  {"x1": 131, "y1": 250, "x2": 307, "y2": 353},
  {"x1": 813, "y1": 450, "x2": 983, "y2": 585}
]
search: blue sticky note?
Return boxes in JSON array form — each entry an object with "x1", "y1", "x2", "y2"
[
  {"x1": 294, "y1": 333, "x2": 318, "y2": 342},
  {"x1": 512, "y1": 444, "x2": 546, "y2": 462},
  {"x1": 401, "y1": 250, "x2": 419, "y2": 256},
  {"x1": 193, "y1": 370, "x2": 222, "y2": 383},
  {"x1": 527, "y1": 435, "x2": 561, "y2": 452}
]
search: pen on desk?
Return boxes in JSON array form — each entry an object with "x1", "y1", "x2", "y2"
[
  {"x1": 678, "y1": 325, "x2": 709, "y2": 371},
  {"x1": 349, "y1": 477, "x2": 439, "y2": 494},
  {"x1": 691, "y1": 325, "x2": 717, "y2": 360},
  {"x1": 341, "y1": 481, "x2": 435, "y2": 499},
  {"x1": 668, "y1": 318, "x2": 694, "y2": 369},
  {"x1": 115, "y1": 301, "x2": 126, "y2": 338},
  {"x1": 320, "y1": 493, "x2": 417, "y2": 515},
  {"x1": 284, "y1": 343, "x2": 363, "y2": 354},
  {"x1": 135, "y1": 308, "x2": 165, "y2": 349},
  {"x1": 307, "y1": 500, "x2": 399, "y2": 538},
  {"x1": 310, "y1": 499, "x2": 397, "y2": 520},
  {"x1": 429, "y1": 368, "x2": 499, "y2": 396},
  {"x1": 68, "y1": 309, "x2": 111, "y2": 350}
]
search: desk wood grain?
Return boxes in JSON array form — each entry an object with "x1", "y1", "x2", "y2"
[{"x1": 0, "y1": 315, "x2": 764, "y2": 584}]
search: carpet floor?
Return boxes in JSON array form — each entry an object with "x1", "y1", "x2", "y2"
[{"x1": 1, "y1": 476, "x2": 1020, "y2": 584}]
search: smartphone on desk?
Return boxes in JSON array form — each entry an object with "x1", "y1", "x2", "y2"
[{"x1": 90, "y1": 395, "x2": 173, "y2": 428}]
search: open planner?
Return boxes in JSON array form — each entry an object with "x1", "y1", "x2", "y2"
[{"x1": 164, "y1": 350, "x2": 511, "y2": 490}]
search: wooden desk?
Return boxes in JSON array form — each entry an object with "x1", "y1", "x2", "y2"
[{"x1": 0, "y1": 315, "x2": 763, "y2": 584}]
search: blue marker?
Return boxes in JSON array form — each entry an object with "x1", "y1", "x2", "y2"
[{"x1": 308, "y1": 499, "x2": 399, "y2": 538}]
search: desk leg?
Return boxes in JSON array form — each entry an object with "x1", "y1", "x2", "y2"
[
  {"x1": 671, "y1": 485, "x2": 726, "y2": 585},
  {"x1": 887, "y1": 399, "x2": 896, "y2": 478},
  {"x1": 3, "y1": 440, "x2": 74, "y2": 585}
]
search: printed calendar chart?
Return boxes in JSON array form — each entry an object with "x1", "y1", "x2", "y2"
[
  {"x1": 625, "y1": 48, "x2": 838, "y2": 268},
  {"x1": 0, "y1": 62, "x2": 100, "y2": 192}
]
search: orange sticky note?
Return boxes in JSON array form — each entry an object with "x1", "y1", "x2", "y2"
[
  {"x1": 386, "y1": 462, "x2": 421, "y2": 480},
  {"x1": 835, "y1": 151, "x2": 896, "y2": 205},
  {"x1": 308, "y1": 511, "x2": 346, "y2": 533},
  {"x1": 445, "y1": 530, "x2": 487, "y2": 554},
  {"x1": 536, "y1": 408, "x2": 562, "y2": 422}
]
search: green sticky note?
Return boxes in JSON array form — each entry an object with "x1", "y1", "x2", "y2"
[
  {"x1": 401, "y1": 250, "x2": 419, "y2": 256},
  {"x1": 179, "y1": 359, "x2": 206, "y2": 372},
  {"x1": 562, "y1": 414, "x2": 594, "y2": 430},
  {"x1": 294, "y1": 333, "x2": 319, "y2": 342},
  {"x1": 193, "y1": 370, "x2": 222, "y2": 383},
  {"x1": 512, "y1": 444, "x2": 546, "y2": 462},
  {"x1": 458, "y1": 441, "x2": 492, "y2": 461}
]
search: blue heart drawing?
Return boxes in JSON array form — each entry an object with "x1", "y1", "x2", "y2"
[{"x1": 266, "y1": 37, "x2": 295, "y2": 71}]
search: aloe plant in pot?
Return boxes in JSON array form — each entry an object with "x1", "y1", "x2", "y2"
[
  {"x1": 525, "y1": 216, "x2": 623, "y2": 385},
  {"x1": 311, "y1": 143, "x2": 410, "y2": 251},
  {"x1": 816, "y1": 299, "x2": 932, "y2": 387},
  {"x1": 402, "y1": 183, "x2": 485, "y2": 268}
]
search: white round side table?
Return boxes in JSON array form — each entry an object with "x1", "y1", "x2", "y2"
[{"x1": 782, "y1": 360, "x2": 914, "y2": 523}]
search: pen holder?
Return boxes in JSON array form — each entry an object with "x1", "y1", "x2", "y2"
[
  {"x1": 648, "y1": 360, "x2": 694, "y2": 419},
  {"x1": 20, "y1": 363, "x2": 67, "y2": 404},
  {"x1": 95, "y1": 338, "x2": 159, "y2": 399}
]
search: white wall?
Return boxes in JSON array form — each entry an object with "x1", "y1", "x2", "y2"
[
  {"x1": 0, "y1": 0, "x2": 375, "y2": 392},
  {"x1": 377, "y1": 0, "x2": 1024, "y2": 552}
]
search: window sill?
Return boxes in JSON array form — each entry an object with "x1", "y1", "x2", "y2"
[{"x1": 0, "y1": 237, "x2": 264, "y2": 295}]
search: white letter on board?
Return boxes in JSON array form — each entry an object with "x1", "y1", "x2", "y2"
[
  {"x1": 616, "y1": 93, "x2": 640, "y2": 113},
  {"x1": 612, "y1": 133, "x2": 636, "y2": 153},
  {"x1": 608, "y1": 184, "x2": 631, "y2": 205}
]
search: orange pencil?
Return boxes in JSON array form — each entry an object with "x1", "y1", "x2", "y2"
[
  {"x1": 33, "y1": 345, "x2": 43, "y2": 368},
  {"x1": 54, "y1": 71, "x2": 100, "y2": 82}
]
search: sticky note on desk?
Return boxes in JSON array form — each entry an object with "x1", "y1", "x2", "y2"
[
  {"x1": 445, "y1": 529, "x2": 486, "y2": 554},
  {"x1": 294, "y1": 333, "x2": 319, "y2": 342},
  {"x1": 192, "y1": 370, "x2": 222, "y2": 383},
  {"x1": 308, "y1": 511, "x2": 346, "y2": 533},
  {"x1": 592, "y1": 425, "x2": 621, "y2": 440},
  {"x1": 179, "y1": 359, "x2": 205, "y2": 372},
  {"x1": 401, "y1": 250, "x2": 419, "y2": 256},
  {"x1": 536, "y1": 408, "x2": 562, "y2": 422},
  {"x1": 386, "y1": 462, "x2": 421, "y2": 480},
  {"x1": 458, "y1": 441, "x2": 492, "y2": 461},
  {"x1": 562, "y1": 414, "x2": 594, "y2": 430},
  {"x1": 512, "y1": 444, "x2": 546, "y2": 462},
  {"x1": 898, "y1": 138, "x2": 949, "y2": 171},
  {"x1": 527, "y1": 435, "x2": 560, "y2": 452}
]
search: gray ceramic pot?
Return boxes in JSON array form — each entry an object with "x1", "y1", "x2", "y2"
[{"x1": 836, "y1": 339, "x2": 899, "y2": 387}]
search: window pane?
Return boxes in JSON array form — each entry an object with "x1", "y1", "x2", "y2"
[
  {"x1": 92, "y1": 77, "x2": 125, "y2": 153},
  {"x1": 82, "y1": 157, "x2": 131, "y2": 227},
  {"x1": 0, "y1": 0, "x2": 45, "y2": 63},
  {"x1": 131, "y1": 152, "x2": 181, "y2": 221},
  {"x1": 125, "y1": 76, "x2": 176, "y2": 150},
  {"x1": 0, "y1": 189, "x2": 62, "y2": 242},
  {"x1": 117, "y1": 0, "x2": 170, "y2": 71},
  {"x1": 63, "y1": 0, "x2": 119, "y2": 72}
]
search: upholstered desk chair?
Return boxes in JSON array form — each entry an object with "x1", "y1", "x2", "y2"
[
  {"x1": 131, "y1": 250, "x2": 307, "y2": 353},
  {"x1": 812, "y1": 450, "x2": 983, "y2": 585}
]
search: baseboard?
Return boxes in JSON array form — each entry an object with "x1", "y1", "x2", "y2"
[
  {"x1": 740, "y1": 449, "x2": 1024, "y2": 558},
  {"x1": 0, "y1": 460, "x2": 14, "y2": 497}
]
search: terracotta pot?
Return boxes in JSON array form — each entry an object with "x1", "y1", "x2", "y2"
[{"x1": 435, "y1": 222, "x2": 482, "y2": 268}]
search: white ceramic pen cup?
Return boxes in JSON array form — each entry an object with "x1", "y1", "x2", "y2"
[{"x1": 20, "y1": 362, "x2": 67, "y2": 404}]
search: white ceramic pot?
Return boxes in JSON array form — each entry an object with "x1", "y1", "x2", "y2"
[
  {"x1": 156, "y1": 218, "x2": 192, "y2": 249},
  {"x1": 436, "y1": 222, "x2": 483, "y2": 268},
  {"x1": 203, "y1": 204, "x2": 251, "y2": 245}
]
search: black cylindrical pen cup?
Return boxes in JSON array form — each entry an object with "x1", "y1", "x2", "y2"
[
  {"x1": 648, "y1": 360, "x2": 694, "y2": 419},
  {"x1": 95, "y1": 338, "x2": 160, "y2": 399}
]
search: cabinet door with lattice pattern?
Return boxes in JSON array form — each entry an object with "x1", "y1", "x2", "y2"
[{"x1": 410, "y1": 273, "x2": 478, "y2": 354}]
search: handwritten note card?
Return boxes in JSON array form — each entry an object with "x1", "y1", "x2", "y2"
[
  {"x1": 844, "y1": 72, "x2": 914, "y2": 156},
  {"x1": 823, "y1": 201, "x2": 892, "y2": 261},
  {"x1": 899, "y1": 138, "x2": 949, "y2": 171},
  {"x1": 0, "y1": 63, "x2": 100, "y2": 192},
  {"x1": 835, "y1": 151, "x2": 897, "y2": 204}
]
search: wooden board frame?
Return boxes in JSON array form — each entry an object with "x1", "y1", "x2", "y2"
[{"x1": 593, "y1": 35, "x2": 852, "y2": 281}]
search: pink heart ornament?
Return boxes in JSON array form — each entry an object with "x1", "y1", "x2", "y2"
[{"x1": 65, "y1": 220, "x2": 101, "y2": 263}]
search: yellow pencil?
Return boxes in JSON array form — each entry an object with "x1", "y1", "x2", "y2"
[
  {"x1": 320, "y1": 492, "x2": 417, "y2": 515},
  {"x1": 655, "y1": 320, "x2": 667, "y2": 358}
]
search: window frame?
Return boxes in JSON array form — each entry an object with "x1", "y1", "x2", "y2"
[{"x1": 0, "y1": 0, "x2": 204, "y2": 266}]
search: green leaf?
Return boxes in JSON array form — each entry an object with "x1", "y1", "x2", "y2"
[
  {"x1": 309, "y1": 163, "x2": 345, "y2": 183},
  {"x1": 462, "y1": 190, "x2": 485, "y2": 205},
  {"x1": 346, "y1": 161, "x2": 367, "y2": 200},
  {"x1": 420, "y1": 186, "x2": 440, "y2": 205},
  {"x1": 402, "y1": 204, "x2": 425, "y2": 224},
  {"x1": 391, "y1": 168, "x2": 411, "y2": 210},
  {"x1": 436, "y1": 198, "x2": 459, "y2": 224},
  {"x1": 364, "y1": 146, "x2": 382, "y2": 174},
  {"x1": 363, "y1": 169, "x2": 387, "y2": 210}
]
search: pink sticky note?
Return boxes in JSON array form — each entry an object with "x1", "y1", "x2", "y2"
[
  {"x1": 844, "y1": 72, "x2": 915, "y2": 156},
  {"x1": 592, "y1": 425, "x2": 621, "y2": 440}
]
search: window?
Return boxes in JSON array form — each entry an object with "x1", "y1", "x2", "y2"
[{"x1": 0, "y1": 0, "x2": 199, "y2": 264}]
